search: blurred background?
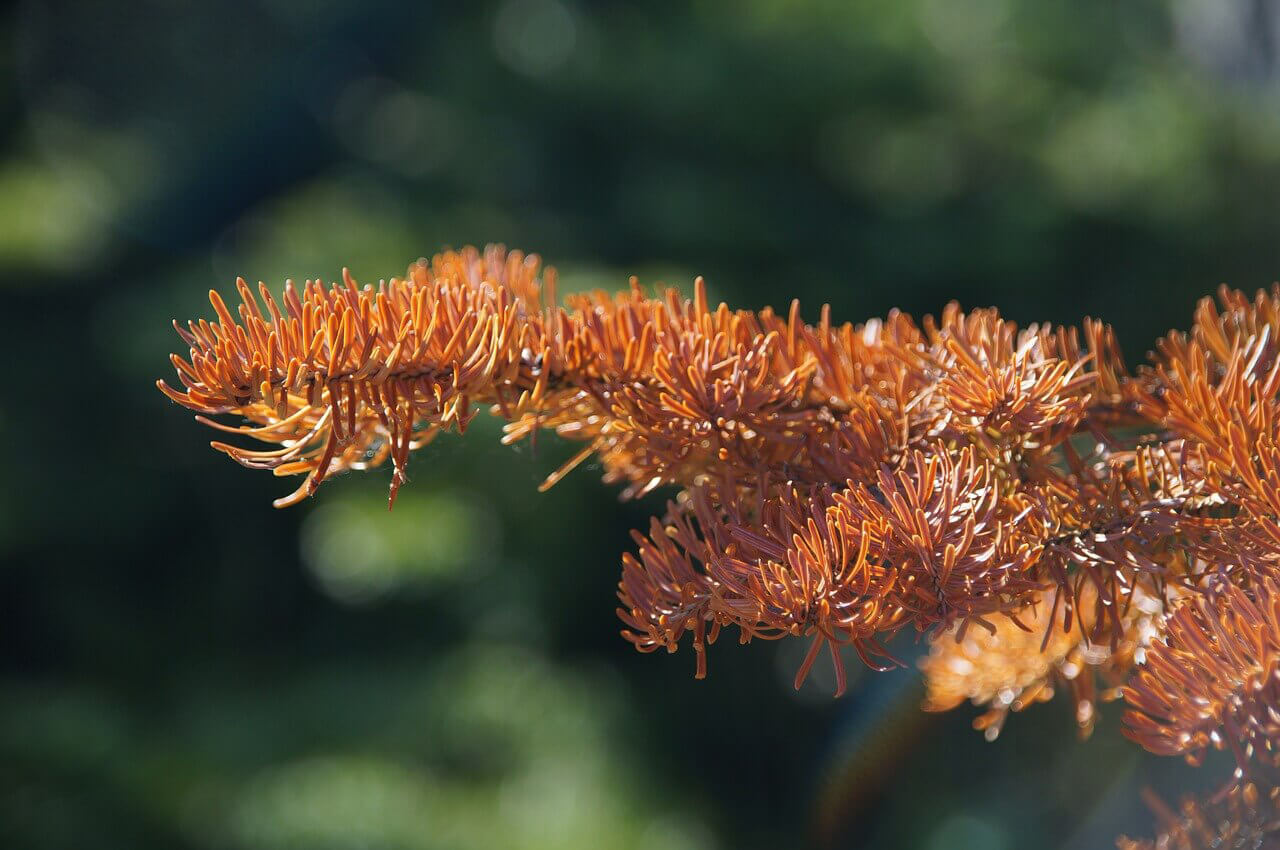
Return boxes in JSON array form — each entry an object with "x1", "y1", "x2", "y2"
[{"x1": 3, "y1": 0, "x2": 1278, "y2": 847}]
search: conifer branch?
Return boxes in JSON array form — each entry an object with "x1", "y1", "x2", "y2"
[{"x1": 158, "y1": 245, "x2": 1280, "y2": 844}]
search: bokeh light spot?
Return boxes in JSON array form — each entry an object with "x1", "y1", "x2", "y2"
[
  {"x1": 300, "y1": 489, "x2": 498, "y2": 605},
  {"x1": 493, "y1": 0, "x2": 578, "y2": 77}
]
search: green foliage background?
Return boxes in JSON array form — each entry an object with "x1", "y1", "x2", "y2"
[{"x1": 3, "y1": 1, "x2": 1277, "y2": 847}]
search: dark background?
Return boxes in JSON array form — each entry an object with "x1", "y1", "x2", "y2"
[{"x1": 3, "y1": 1, "x2": 1276, "y2": 847}]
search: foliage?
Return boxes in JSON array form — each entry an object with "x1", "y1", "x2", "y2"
[{"x1": 162, "y1": 245, "x2": 1280, "y2": 845}]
